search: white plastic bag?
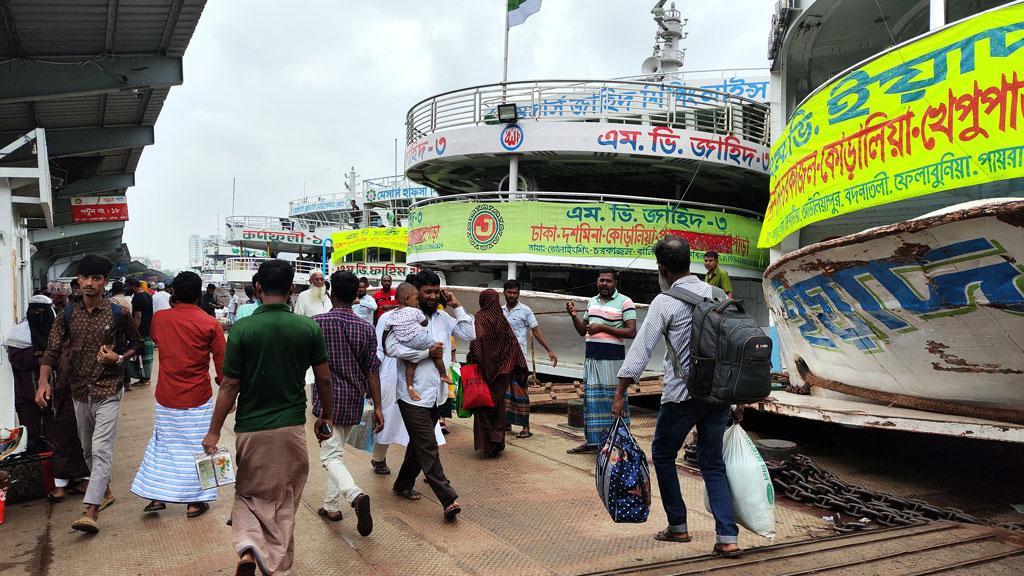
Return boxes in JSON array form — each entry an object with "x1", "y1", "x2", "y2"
[{"x1": 705, "y1": 424, "x2": 776, "y2": 539}]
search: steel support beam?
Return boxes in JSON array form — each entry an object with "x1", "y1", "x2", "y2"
[
  {"x1": 0, "y1": 126, "x2": 154, "y2": 160},
  {"x1": 0, "y1": 56, "x2": 183, "y2": 104},
  {"x1": 29, "y1": 220, "x2": 124, "y2": 244},
  {"x1": 58, "y1": 173, "x2": 134, "y2": 197}
]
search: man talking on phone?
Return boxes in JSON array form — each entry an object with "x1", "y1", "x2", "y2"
[{"x1": 385, "y1": 269, "x2": 474, "y2": 522}]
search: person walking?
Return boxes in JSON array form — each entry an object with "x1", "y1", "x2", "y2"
[
  {"x1": 353, "y1": 277, "x2": 377, "y2": 324},
  {"x1": 152, "y1": 282, "x2": 172, "y2": 314},
  {"x1": 293, "y1": 269, "x2": 331, "y2": 318},
  {"x1": 703, "y1": 251, "x2": 733, "y2": 298},
  {"x1": 201, "y1": 283, "x2": 222, "y2": 317},
  {"x1": 311, "y1": 271, "x2": 384, "y2": 536},
  {"x1": 127, "y1": 278, "x2": 154, "y2": 387},
  {"x1": 468, "y1": 290, "x2": 528, "y2": 457},
  {"x1": 5, "y1": 297, "x2": 47, "y2": 452},
  {"x1": 235, "y1": 282, "x2": 259, "y2": 321},
  {"x1": 202, "y1": 259, "x2": 334, "y2": 576},
  {"x1": 565, "y1": 269, "x2": 637, "y2": 454},
  {"x1": 226, "y1": 288, "x2": 242, "y2": 323},
  {"x1": 110, "y1": 281, "x2": 135, "y2": 392},
  {"x1": 612, "y1": 235, "x2": 740, "y2": 557},
  {"x1": 372, "y1": 274, "x2": 398, "y2": 321},
  {"x1": 501, "y1": 279, "x2": 557, "y2": 439},
  {"x1": 384, "y1": 270, "x2": 473, "y2": 521},
  {"x1": 131, "y1": 271, "x2": 225, "y2": 519},
  {"x1": 35, "y1": 254, "x2": 144, "y2": 533}
]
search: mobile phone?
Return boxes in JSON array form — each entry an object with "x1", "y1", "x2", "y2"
[
  {"x1": 438, "y1": 290, "x2": 449, "y2": 307},
  {"x1": 318, "y1": 421, "x2": 332, "y2": 437}
]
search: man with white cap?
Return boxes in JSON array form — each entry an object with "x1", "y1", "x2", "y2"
[
  {"x1": 153, "y1": 282, "x2": 172, "y2": 314},
  {"x1": 293, "y1": 269, "x2": 332, "y2": 319}
]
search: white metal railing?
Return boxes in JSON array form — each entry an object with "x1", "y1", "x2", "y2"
[
  {"x1": 406, "y1": 79, "x2": 770, "y2": 146},
  {"x1": 410, "y1": 190, "x2": 763, "y2": 220},
  {"x1": 225, "y1": 257, "x2": 325, "y2": 277}
]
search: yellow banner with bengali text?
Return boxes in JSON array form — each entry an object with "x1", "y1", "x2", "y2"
[
  {"x1": 331, "y1": 227, "x2": 407, "y2": 262},
  {"x1": 760, "y1": 2, "x2": 1024, "y2": 247}
]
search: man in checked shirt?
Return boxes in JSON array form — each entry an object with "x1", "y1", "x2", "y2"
[
  {"x1": 36, "y1": 254, "x2": 144, "y2": 534},
  {"x1": 311, "y1": 270, "x2": 385, "y2": 537}
]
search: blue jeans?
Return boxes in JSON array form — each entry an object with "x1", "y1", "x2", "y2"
[{"x1": 652, "y1": 399, "x2": 738, "y2": 544}]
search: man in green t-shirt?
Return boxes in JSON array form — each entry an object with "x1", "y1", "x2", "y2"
[
  {"x1": 202, "y1": 259, "x2": 334, "y2": 576},
  {"x1": 703, "y1": 251, "x2": 733, "y2": 298}
]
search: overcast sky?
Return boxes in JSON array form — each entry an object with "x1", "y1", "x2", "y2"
[{"x1": 124, "y1": 0, "x2": 772, "y2": 269}]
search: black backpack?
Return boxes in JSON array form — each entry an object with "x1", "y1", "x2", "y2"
[{"x1": 663, "y1": 286, "x2": 772, "y2": 405}]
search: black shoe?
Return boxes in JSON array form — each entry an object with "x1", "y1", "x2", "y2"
[{"x1": 353, "y1": 494, "x2": 373, "y2": 536}]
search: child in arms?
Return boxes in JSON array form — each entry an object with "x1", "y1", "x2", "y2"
[{"x1": 382, "y1": 282, "x2": 451, "y2": 401}]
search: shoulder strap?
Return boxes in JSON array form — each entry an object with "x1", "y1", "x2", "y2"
[{"x1": 662, "y1": 284, "x2": 726, "y2": 307}]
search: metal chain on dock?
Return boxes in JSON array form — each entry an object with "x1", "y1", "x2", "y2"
[{"x1": 767, "y1": 455, "x2": 1024, "y2": 534}]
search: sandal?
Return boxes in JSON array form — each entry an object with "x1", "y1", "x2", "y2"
[
  {"x1": 440, "y1": 424, "x2": 451, "y2": 435},
  {"x1": 143, "y1": 500, "x2": 166, "y2": 513},
  {"x1": 186, "y1": 502, "x2": 210, "y2": 518},
  {"x1": 67, "y1": 481, "x2": 87, "y2": 495},
  {"x1": 516, "y1": 430, "x2": 533, "y2": 439},
  {"x1": 317, "y1": 507, "x2": 343, "y2": 522},
  {"x1": 46, "y1": 490, "x2": 65, "y2": 503},
  {"x1": 98, "y1": 496, "x2": 116, "y2": 511},
  {"x1": 393, "y1": 488, "x2": 422, "y2": 501},
  {"x1": 235, "y1": 558, "x2": 257, "y2": 576},
  {"x1": 567, "y1": 444, "x2": 598, "y2": 454},
  {"x1": 712, "y1": 544, "x2": 742, "y2": 558},
  {"x1": 654, "y1": 529, "x2": 692, "y2": 543},
  {"x1": 371, "y1": 459, "x2": 391, "y2": 475},
  {"x1": 71, "y1": 515, "x2": 99, "y2": 534},
  {"x1": 444, "y1": 501, "x2": 461, "y2": 521}
]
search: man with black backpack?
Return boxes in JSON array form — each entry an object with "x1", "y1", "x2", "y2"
[
  {"x1": 35, "y1": 254, "x2": 144, "y2": 534},
  {"x1": 612, "y1": 235, "x2": 742, "y2": 557}
]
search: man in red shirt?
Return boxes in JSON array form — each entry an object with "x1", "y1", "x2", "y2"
[
  {"x1": 372, "y1": 274, "x2": 399, "y2": 322},
  {"x1": 130, "y1": 270, "x2": 225, "y2": 518}
]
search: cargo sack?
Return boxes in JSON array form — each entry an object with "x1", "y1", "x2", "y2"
[
  {"x1": 704, "y1": 424, "x2": 776, "y2": 538},
  {"x1": 595, "y1": 417, "x2": 651, "y2": 523},
  {"x1": 0, "y1": 450, "x2": 55, "y2": 504},
  {"x1": 663, "y1": 286, "x2": 772, "y2": 405}
]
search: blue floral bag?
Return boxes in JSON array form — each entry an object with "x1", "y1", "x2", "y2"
[{"x1": 595, "y1": 417, "x2": 651, "y2": 523}]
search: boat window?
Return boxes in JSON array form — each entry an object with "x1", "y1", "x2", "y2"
[
  {"x1": 345, "y1": 249, "x2": 364, "y2": 263},
  {"x1": 395, "y1": 251, "x2": 406, "y2": 263}
]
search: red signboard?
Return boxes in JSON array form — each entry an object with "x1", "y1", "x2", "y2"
[{"x1": 70, "y1": 196, "x2": 129, "y2": 223}]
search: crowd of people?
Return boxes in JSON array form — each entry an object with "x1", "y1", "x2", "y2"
[{"x1": 4, "y1": 237, "x2": 742, "y2": 574}]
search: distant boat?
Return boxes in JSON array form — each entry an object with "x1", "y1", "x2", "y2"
[{"x1": 765, "y1": 198, "x2": 1024, "y2": 425}]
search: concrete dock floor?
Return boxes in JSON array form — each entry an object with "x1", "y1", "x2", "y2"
[{"x1": 2, "y1": 355, "x2": 827, "y2": 575}]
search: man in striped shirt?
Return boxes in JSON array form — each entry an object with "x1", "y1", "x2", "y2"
[
  {"x1": 565, "y1": 269, "x2": 637, "y2": 454},
  {"x1": 612, "y1": 235, "x2": 740, "y2": 557}
]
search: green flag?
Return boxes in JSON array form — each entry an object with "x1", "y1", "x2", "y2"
[{"x1": 508, "y1": 0, "x2": 542, "y2": 27}]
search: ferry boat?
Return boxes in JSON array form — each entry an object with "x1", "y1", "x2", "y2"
[
  {"x1": 764, "y1": 0, "x2": 1024, "y2": 426},
  {"x1": 223, "y1": 174, "x2": 433, "y2": 286},
  {"x1": 402, "y1": 2, "x2": 773, "y2": 378}
]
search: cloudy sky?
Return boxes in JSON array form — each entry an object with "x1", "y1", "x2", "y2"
[{"x1": 125, "y1": 0, "x2": 773, "y2": 269}]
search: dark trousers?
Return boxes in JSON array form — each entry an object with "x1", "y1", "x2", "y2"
[
  {"x1": 8, "y1": 347, "x2": 43, "y2": 450},
  {"x1": 394, "y1": 401, "x2": 458, "y2": 508},
  {"x1": 651, "y1": 399, "x2": 739, "y2": 544}
]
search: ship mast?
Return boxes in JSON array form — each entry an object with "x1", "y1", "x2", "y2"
[{"x1": 641, "y1": 1, "x2": 688, "y2": 78}]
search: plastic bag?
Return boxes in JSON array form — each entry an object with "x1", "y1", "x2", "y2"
[
  {"x1": 595, "y1": 417, "x2": 651, "y2": 523},
  {"x1": 345, "y1": 402, "x2": 377, "y2": 454},
  {"x1": 705, "y1": 424, "x2": 776, "y2": 538},
  {"x1": 451, "y1": 362, "x2": 471, "y2": 418}
]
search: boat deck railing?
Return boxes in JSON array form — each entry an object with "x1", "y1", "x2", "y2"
[
  {"x1": 410, "y1": 190, "x2": 764, "y2": 220},
  {"x1": 225, "y1": 256, "x2": 324, "y2": 276},
  {"x1": 226, "y1": 210, "x2": 407, "y2": 234},
  {"x1": 406, "y1": 79, "x2": 769, "y2": 146}
]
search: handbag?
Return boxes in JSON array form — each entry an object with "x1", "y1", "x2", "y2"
[
  {"x1": 595, "y1": 417, "x2": 651, "y2": 523},
  {"x1": 459, "y1": 363, "x2": 495, "y2": 410},
  {"x1": 451, "y1": 363, "x2": 471, "y2": 418}
]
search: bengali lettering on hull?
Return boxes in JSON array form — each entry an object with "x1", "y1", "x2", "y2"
[
  {"x1": 762, "y1": 3, "x2": 1024, "y2": 247},
  {"x1": 407, "y1": 199, "x2": 768, "y2": 278},
  {"x1": 765, "y1": 199, "x2": 1024, "y2": 418},
  {"x1": 405, "y1": 121, "x2": 770, "y2": 175}
]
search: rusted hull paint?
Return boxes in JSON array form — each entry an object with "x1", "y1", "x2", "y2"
[{"x1": 765, "y1": 199, "x2": 1024, "y2": 423}]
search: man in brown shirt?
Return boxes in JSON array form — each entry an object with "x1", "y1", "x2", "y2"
[{"x1": 36, "y1": 254, "x2": 143, "y2": 534}]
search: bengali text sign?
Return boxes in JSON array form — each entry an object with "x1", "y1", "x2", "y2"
[{"x1": 761, "y1": 3, "x2": 1024, "y2": 247}]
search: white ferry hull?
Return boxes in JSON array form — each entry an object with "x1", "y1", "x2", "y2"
[{"x1": 764, "y1": 199, "x2": 1024, "y2": 424}]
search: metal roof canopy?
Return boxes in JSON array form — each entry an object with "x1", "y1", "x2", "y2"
[{"x1": 0, "y1": 0, "x2": 206, "y2": 272}]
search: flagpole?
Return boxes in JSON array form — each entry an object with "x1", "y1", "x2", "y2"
[{"x1": 502, "y1": 1, "x2": 510, "y2": 84}]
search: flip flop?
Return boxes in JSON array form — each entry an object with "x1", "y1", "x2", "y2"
[
  {"x1": 516, "y1": 430, "x2": 533, "y2": 439},
  {"x1": 71, "y1": 516, "x2": 99, "y2": 534},
  {"x1": 317, "y1": 507, "x2": 343, "y2": 522},
  {"x1": 443, "y1": 501, "x2": 461, "y2": 521},
  {"x1": 46, "y1": 490, "x2": 65, "y2": 503},
  {"x1": 393, "y1": 488, "x2": 422, "y2": 501},
  {"x1": 712, "y1": 544, "x2": 742, "y2": 558},
  {"x1": 654, "y1": 529, "x2": 692, "y2": 543},
  {"x1": 234, "y1": 559, "x2": 257, "y2": 576},
  {"x1": 98, "y1": 496, "x2": 116, "y2": 511},
  {"x1": 143, "y1": 500, "x2": 166, "y2": 513},
  {"x1": 67, "y1": 482, "x2": 87, "y2": 495},
  {"x1": 186, "y1": 502, "x2": 210, "y2": 518}
]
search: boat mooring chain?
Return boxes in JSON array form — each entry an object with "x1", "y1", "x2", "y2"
[{"x1": 767, "y1": 455, "x2": 1024, "y2": 534}]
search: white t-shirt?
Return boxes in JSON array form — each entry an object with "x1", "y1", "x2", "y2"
[{"x1": 152, "y1": 291, "x2": 171, "y2": 313}]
